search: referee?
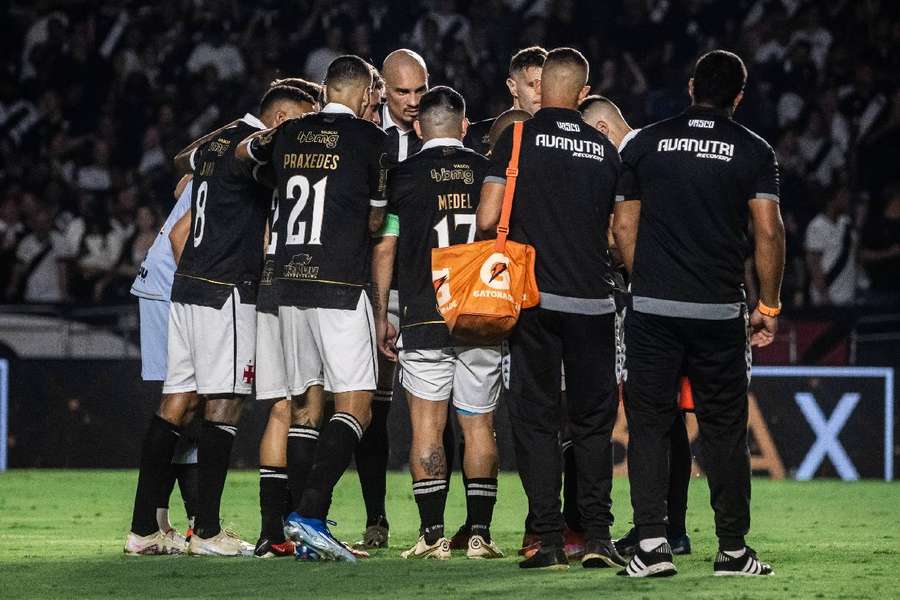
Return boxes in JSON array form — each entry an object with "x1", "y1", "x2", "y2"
[
  {"x1": 478, "y1": 47, "x2": 624, "y2": 571},
  {"x1": 613, "y1": 50, "x2": 783, "y2": 577}
]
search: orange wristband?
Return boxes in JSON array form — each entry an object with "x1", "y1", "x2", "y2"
[{"x1": 757, "y1": 300, "x2": 781, "y2": 317}]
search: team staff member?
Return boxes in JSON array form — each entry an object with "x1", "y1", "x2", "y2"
[
  {"x1": 477, "y1": 47, "x2": 626, "y2": 571},
  {"x1": 464, "y1": 46, "x2": 546, "y2": 155},
  {"x1": 237, "y1": 55, "x2": 387, "y2": 562},
  {"x1": 373, "y1": 86, "x2": 504, "y2": 561},
  {"x1": 355, "y1": 49, "x2": 430, "y2": 550},
  {"x1": 613, "y1": 50, "x2": 783, "y2": 578},
  {"x1": 580, "y1": 95, "x2": 694, "y2": 557}
]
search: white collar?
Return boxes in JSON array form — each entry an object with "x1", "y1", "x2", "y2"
[
  {"x1": 382, "y1": 105, "x2": 411, "y2": 134},
  {"x1": 322, "y1": 102, "x2": 356, "y2": 116},
  {"x1": 421, "y1": 137, "x2": 464, "y2": 151},
  {"x1": 240, "y1": 113, "x2": 266, "y2": 130}
]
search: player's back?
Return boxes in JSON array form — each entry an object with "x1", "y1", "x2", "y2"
[
  {"x1": 172, "y1": 120, "x2": 270, "y2": 308},
  {"x1": 619, "y1": 106, "x2": 779, "y2": 305},
  {"x1": 264, "y1": 109, "x2": 387, "y2": 310},
  {"x1": 390, "y1": 143, "x2": 489, "y2": 348}
]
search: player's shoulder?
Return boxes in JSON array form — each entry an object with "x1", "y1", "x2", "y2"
[
  {"x1": 347, "y1": 115, "x2": 388, "y2": 140},
  {"x1": 728, "y1": 119, "x2": 775, "y2": 155}
]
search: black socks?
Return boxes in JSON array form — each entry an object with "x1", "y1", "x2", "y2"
[
  {"x1": 259, "y1": 465, "x2": 289, "y2": 542},
  {"x1": 193, "y1": 420, "x2": 237, "y2": 539},
  {"x1": 355, "y1": 401, "x2": 389, "y2": 525},
  {"x1": 465, "y1": 478, "x2": 498, "y2": 543},
  {"x1": 130, "y1": 416, "x2": 180, "y2": 536},
  {"x1": 413, "y1": 479, "x2": 449, "y2": 544},
  {"x1": 298, "y1": 413, "x2": 363, "y2": 520},
  {"x1": 287, "y1": 426, "x2": 319, "y2": 508}
]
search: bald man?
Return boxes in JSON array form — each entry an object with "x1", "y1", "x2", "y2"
[
  {"x1": 477, "y1": 48, "x2": 625, "y2": 571},
  {"x1": 380, "y1": 49, "x2": 429, "y2": 162},
  {"x1": 464, "y1": 46, "x2": 547, "y2": 155}
]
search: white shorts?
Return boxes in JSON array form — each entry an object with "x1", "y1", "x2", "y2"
[
  {"x1": 139, "y1": 297, "x2": 170, "y2": 381},
  {"x1": 280, "y1": 291, "x2": 378, "y2": 396},
  {"x1": 398, "y1": 345, "x2": 502, "y2": 414},
  {"x1": 255, "y1": 310, "x2": 288, "y2": 401},
  {"x1": 163, "y1": 288, "x2": 257, "y2": 396}
]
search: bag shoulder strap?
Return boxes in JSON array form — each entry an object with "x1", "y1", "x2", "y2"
[{"x1": 495, "y1": 120, "x2": 524, "y2": 252}]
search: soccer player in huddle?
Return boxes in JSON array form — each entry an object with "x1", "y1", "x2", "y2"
[
  {"x1": 237, "y1": 55, "x2": 387, "y2": 562},
  {"x1": 464, "y1": 46, "x2": 546, "y2": 155},
  {"x1": 252, "y1": 78, "x2": 321, "y2": 559},
  {"x1": 372, "y1": 86, "x2": 503, "y2": 560},
  {"x1": 125, "y1": 84, "x2": 314, "y2": 556}
]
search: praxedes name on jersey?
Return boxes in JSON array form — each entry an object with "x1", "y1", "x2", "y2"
[{"x1": 247, "y1": 110, "x2": 387, "y2": 310}]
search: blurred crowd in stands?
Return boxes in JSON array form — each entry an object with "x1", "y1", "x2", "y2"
[{"x1": 1, "y1": 0, "x2": 898, "y2": 309}]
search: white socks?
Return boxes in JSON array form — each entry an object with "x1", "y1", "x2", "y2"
[{"x1": 639, "y1": 537, "x2": 668, "y2": 552}]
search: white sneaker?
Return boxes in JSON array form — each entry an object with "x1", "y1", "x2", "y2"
[
  {"x1": 163, "y1": 528, "x2": 188, "y2": 547},
  {"x1": 124, "y1": 530, "x2": 187, "y2": 555},
  {"x1": 188, "y1": 529, "x2": 253, "y2": 557},
  {"x1": 466, "y1": 534, "x2": 503, "y2": 559},
  {"x1": 400, "y1": 536, "x2": 451, "y2": 560}
]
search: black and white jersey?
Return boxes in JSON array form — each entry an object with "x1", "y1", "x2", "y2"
[
  {"x1": 616, "y1": 105, "x2": 780, "y2": 318},
  {"x1": 463, "y1": 117, "x2": 495, "y2": 156},
  {"x1": 381, "y1": 103, "x2": 422, "y2": 164},
  {"x1": 171, "y1": 115, "x2": 270, "y2": 308},
  {"x1": 246, "y1": 102, "x2": 388, "y2": 310},
  {"x1": 487, "y1": 107, "x2": 620, "y2": 313},
  {"x1": 388, "y1": 139, "x2": 490, "y2": 349},
  {"x1": 256, "y1": 191, "x2": 279, "y2": 315}
]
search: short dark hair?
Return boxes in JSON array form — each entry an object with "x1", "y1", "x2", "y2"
[
  {"x1": 418, "y1": 85, "x2": 465, "y2": 122},
  {"x1": 544, "y1": 47, "x2": 589, "y2": 82},
  {"x1": 324, "y1": 55, "x2": 373, "y2": 88},
  {"x1": 578, "y1": 94, "x2": 613, "y2": 113},
  {"x1": 259, "y1": 85, "x2": 316, "y2": 115},
  {"x1": 691, "y1": 50, "x2": 747, "y2": 109},
  {"x1": 269, "y1": 77, "x2": 322, "y2": 103},
  {"x1": 509, "y1": 46, "x2": 547, "y2": 76}
]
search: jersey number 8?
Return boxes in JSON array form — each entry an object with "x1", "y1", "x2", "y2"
[
  {"x1": 192, "y1": 181, "x2": 208, "y2": 247},
  {"x1": 285, "y1": 175, "x2": 327, "y2": 246}
]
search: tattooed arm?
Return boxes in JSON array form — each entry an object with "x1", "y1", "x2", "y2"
[{"x1": 371, "y1": 235, "x2": 398, "y2": 360}]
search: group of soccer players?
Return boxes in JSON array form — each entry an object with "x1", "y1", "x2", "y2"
[{"x1": 123, "y1": 42, "x2": 783, "y2": 579}]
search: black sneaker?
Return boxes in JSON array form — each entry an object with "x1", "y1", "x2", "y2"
[
  {"x1": 582, "y1": 539, "x2": 627, "y2": 568},
  {"x1": 519, "y1": 545, "x2": 569, "y2": 570},
  {"x1": 617, "y1": 542, "x2": 677, "y2": 577},
  {"x1": 613, "y1": 527, "x2": 638, "y2": 557},
  {"x1": 670, "y1": 533, "x2": 692, "y2": 555},
  {"x1": 713, "y1": 547, "x2": 773, "y2": 576}
]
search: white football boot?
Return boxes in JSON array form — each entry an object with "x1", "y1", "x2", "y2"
[
  {"x1": 188, "y1": 529, "x2": 253, "y2": 557},
  {"x1": 124, "y1": 530, "x2": 187, "y2": 555},
  {"x1": 401, "y1": 536, "x2": 451, "y2": 560},
  {"x1": 466, "y1": 534, "x2": 504, "y2": 559}
]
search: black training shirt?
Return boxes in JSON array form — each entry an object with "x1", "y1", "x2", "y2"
[
  {"x1": 247, "y1": 103, "x2": 388, "y2": 310},
  {"x1": 387, "y1": 139, "x2": 489, "y2": 349},
  {"x1": 487, "y1": 107, "x2": 620, "y2": 313},
  {"x1": 617, "y1": 105, "x2": 780, "y2": 319},
  {"x1": 171, "y1": 115, "x2": 270, "y2": 308}
]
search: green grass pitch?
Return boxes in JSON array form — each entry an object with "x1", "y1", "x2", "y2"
[{"x1": 1, "y1": 470, "x2": 898, "y2": 599}]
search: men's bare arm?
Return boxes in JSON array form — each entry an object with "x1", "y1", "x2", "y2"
[
  {"x1": 173, "y1": 119, "x2": 240, "y2": 173},
  {"x1": 612, "y1": 200, "x2": 641, "y2": 274},
  {"x1": 748, "y1": 198, "x2": 785, "y2": 347},
  {"x1": 371, "y1": 235, "x2": 398, "y2": 359},
  {"x1": 169, "y1": 210, "x2": 191, "y2": 265},
  {"x1": 476, "y1": 182, "x2": 505, "y2": 239}
]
